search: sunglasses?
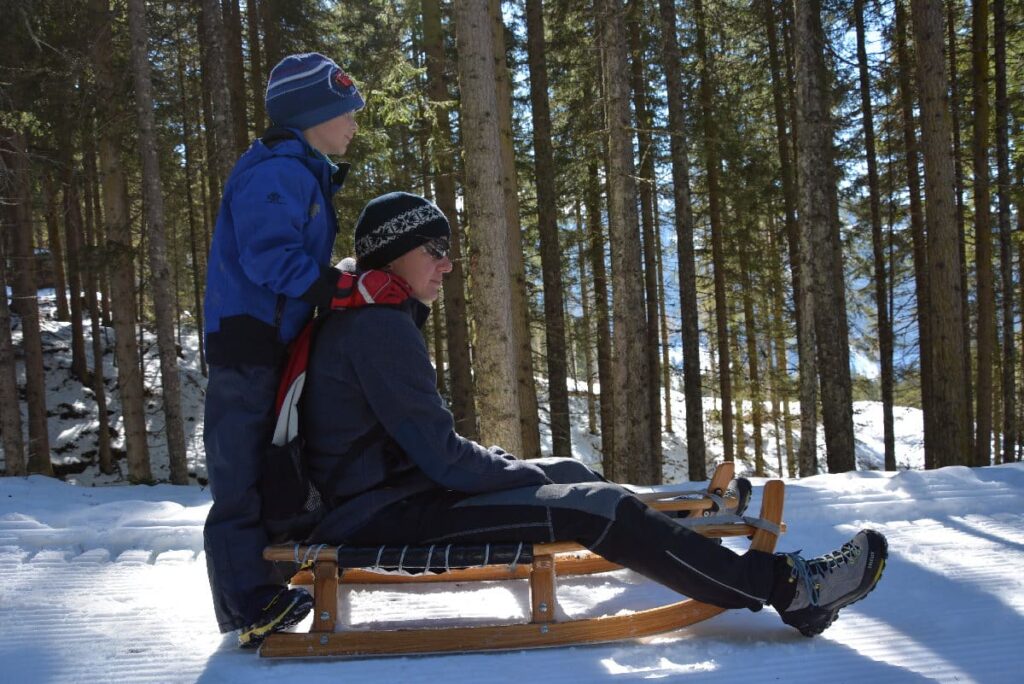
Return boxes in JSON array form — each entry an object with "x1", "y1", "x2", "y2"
[{"x1": 421, "y1": 237, "x2": 450, "y2": 261}]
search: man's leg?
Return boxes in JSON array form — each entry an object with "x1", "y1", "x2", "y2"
[
  {"x1": 341, "y1": 482, "x2": 775, "y2": 611},
  {"x1": 203, "y1": 364, "x2": 287, "y2": 632}
]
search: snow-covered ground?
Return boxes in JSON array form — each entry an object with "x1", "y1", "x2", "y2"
[
  {"x1": 3, "y1": 293, "x2": 1022, "y2": 682},
  {"x1": 2, "y1": 464, "x2": 1023, "y2": 682}
]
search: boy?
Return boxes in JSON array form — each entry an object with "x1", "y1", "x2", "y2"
[{"x1": 202, "y1": 52, "x2": 362, "y2": 647}]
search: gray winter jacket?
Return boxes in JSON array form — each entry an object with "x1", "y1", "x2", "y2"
[{"x1": 301, "y1": 300, "x2": 552, "y2": 541}]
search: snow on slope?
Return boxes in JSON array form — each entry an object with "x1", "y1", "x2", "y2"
[{"x1": 2, "y1": 464, "x2": 1022, "y2": 683}]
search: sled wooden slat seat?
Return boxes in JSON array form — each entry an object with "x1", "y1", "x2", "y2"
[{"x1": 259, "y1": 464, "x2": 786, "y2": 658}]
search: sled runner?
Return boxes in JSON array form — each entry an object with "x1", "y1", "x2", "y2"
[{"x1": 259, "y1": 462, "x2": 785, "y2": 658}]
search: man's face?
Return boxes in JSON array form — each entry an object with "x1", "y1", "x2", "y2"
[
  {"x1": 388, "y1": 238, "x2": 453, "y2": 304},
  {"x1": 304, "y1": 111, "x2": 358, "y2": 156}
]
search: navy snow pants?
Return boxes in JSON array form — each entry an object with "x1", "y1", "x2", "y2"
[{"x1": 203, "y1": 364, "x2": 287, "y2": 632}]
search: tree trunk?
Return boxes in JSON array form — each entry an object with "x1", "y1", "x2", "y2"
[
  {"x1": 200, "y1": 0, "x2": 236, "y2": 185},
  {"x1": 42, "y1": 174, "x2": 70, "y2": 321},
  {"x1": 222, "y1": 0, "x2": 249, "y2": 152},
  {"x1": 259, "y1": 0, "x2": 281, "y2": 72},
  {"x1": 654, "y1": 190, "x2": 672, "y2": 435},
  {"x1": 601, "y1": 0, "x2": 655, "y2": 484},
  {"x1": 452, "y1": 0, "x2": 522, "y2": 454},
  {"x1": 993, "y1": 0, "x2": 1015, "y2": 465},
  {"x1": 176, "y1": 21, "x2": 208, "y2": 377},
  {"x1": 587, "y1": 161, "x2": 616, "y2": 471},
  {"x1": 731, "y1": 318, "x2": 746, "y2": 464},
  {"x1": 0, "y1": 207, "x2": 26, "y2": 476},
  {"x1": 740, "y1": 236, "x2": 765, "y2": 476},
  {"x1": 658, "y1": 0, "x2": 705, "y2": 481},
  {"x1": 971, "y1": 0, "x2": 994, "y2": 467},
  {"x1": 910, "y1": 0, "x2": 970, "y2": 468},
  {"x1": 79, "y1": 168, "x2": 114, "y2": 475},
  {"x1": 627, "y1": 0, "x2": 662, "y2": 465},
  {"x1": 422, "y1": 0, "x2": 478, "y2": 440},
  {"x1": 769, "y1": 222, "x2": 796, "y2": 477},
  {"x1": 525, "y1": 0, "x2": 571, "y2": 458},
  {"x1": 60, "y1": 155, "x2": 89, "y2": 383},
  {"x1": 575, "y1": 202, "x2": 598, "y2": 436},
  {"x1": 489, "y1": 0, "x2": 541, "y2": 458},
  {"x1": 855, "y1": 0, "x2": 895, "y2": 471},
  {"x1": 90, "y1": 0, "x2": 151, "y2": 482},
  {"x1": 948, "y1": 0, "x2": 975, "y2": 459},
  {"x1": 771, "y1": 0, "x2": 818, "y2": 477},
  {"x1": 127, "y1": 0, "x2": 190, "y2": 484},
  {"x1": 247, "y1": 0, "x2": 265, "y2": 132},
  {"x1": 794, "y1": 0, "x2": 854, "y2": 473},
  {"x1": 694, "y1": 0, "x2": 733, "y2": 464},
  {"x1": 895, "y1": 0, "x2": 935, "y2": 466},
  {"x1": 1, "y1": 131, "x2": 53, "y2": 476}
]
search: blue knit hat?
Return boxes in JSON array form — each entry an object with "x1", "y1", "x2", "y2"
[
  {"x1": 265, "y1": 53, "x2": 364, "y2": 130},
  {"x1": 355, "y1": 193, "x2": 451, "y2": 270}
]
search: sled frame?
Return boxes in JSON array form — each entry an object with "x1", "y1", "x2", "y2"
[{"x1": 259, "y1": 464, "x2": 785, "y2": 658}]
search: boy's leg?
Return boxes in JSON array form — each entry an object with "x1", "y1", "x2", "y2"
[{"x1": 203, "y1": 364, "x2": 286, "y2": 632}]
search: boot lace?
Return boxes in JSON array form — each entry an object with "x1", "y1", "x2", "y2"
[{"x1": 793, "y1": 539, "x2": 863, "y2": 605}]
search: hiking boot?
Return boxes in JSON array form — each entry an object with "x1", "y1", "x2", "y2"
[
  {"x1": 774, "y1": 529, "x2": 888, "y2": 637},
  {"x1": 238, "y1": 587, "x2": 313, "y2": 648}
]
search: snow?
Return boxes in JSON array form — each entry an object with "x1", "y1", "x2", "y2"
[{"x1": 2, "y1": 294, "x2": 1023, "y2": 682}]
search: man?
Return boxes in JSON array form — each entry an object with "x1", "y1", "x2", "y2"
[
  {"x1": 298, "y1": 192, "x2": 888, "y2": 639},
  {"x1": 202, "y1": 52, "x2": 362, "y2": 647}
]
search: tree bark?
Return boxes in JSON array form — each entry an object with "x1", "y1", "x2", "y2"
[
  {"x1": 0, "y1": 199, "x2": 26, "y2": 476},
  {"x1": 452, "y1": 0, "x2": 522, "y2": 454},
  {"x1": 694, "y1": 0, "x2": 733, "y2": 464},
  {"x1": 910, "y1": 0, "x2": 971, "y2": 468},
  {"x1": 525, "y1": 0, "x2": 571, "y2": 458},
  {"x1": 200, "y1": 0, "x2": 236, "y2": 185},
  {"x1": 489, "y1": 0, "x2": 541, "y2": 458},
  {"x1": 42, "y1": 174, "x2": 70, "y2": 321},
  {"x1": 992, "y1": 0, "x2": 1015, "y2": 465},
  {"x1": 948, "y1": 0, "x2": 975, "y2": 459},
  {"x1": 1, "y1": 131, "x2": 53, "y2": 476},
  {"x1": 176, "y1": 19, "x2": 207, "y2": 377},
  {"x1": 740, "y1": 235, "x2": 765, "y2": 476},
  {"x1": 247, "y1": 0, "x2": 265, "y2": 132},
  {"x1": 587, "y1": 161, "x2": 616, "y2": 466},
  {"x1": 627, "y1": 0, "x2": 662, "y2": 465},
  {"x1": 658, "y1": 0, "x2": 705, "y2": 481},
  {"x1": 894, "y1": 0, "x2": 935, "y2": 465},
  {"x1": 855, "y1": 0, "x2": 895, "y2": 471},
  {"x1": 971, "y1": 0, "x2": 994, "y2": 467},
  {"x1": 60, "y1": 154, "x2": 89, "y2": 383},
  {"x1": 422, "y1": 0, "x2": 478, "y2": 440},
  {"x1": 794, "y1": 0, "x2": 855, "y2": 473},
  {"x1": 601, "y1": 0, "x2": 655, "y2": 484},
  {"x1": 222, "y1": 0, "x2": 249, "y2": 152},
  {"x1": 575, "y1": 202, "x2": 598, "y2": 436},
  {"x1": 90, "y1": 0, "x2": 152, "y2": 482},
  {"x1": 127, "y1": 0, "x2": 190, "y2": 484}
]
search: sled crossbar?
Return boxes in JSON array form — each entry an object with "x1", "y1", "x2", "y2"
[{"x1": 259, "y1": 463, "x2": 786, "y2": 658}]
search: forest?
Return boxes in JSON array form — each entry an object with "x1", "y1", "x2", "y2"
[{"x1": 0, "y1": 0, "x2": 1021, "y2": 486}]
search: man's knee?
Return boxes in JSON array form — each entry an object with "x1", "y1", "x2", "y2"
[{"x1": 530, "y1": 457, "x2": 605, "y2": 485}]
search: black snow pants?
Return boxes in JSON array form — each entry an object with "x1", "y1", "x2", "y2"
[{"x1": 327, "y1": 458, "x2": 777, "y2": 611}]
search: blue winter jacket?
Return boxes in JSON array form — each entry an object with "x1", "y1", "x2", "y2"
[
  {"x1": 302, "y1": 300, "x2": 553, "y2": 541},
  {"x1": 204, "y1": 128, "x2": 348, "y2": 366}
]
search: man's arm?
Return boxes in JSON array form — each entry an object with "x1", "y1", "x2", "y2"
[{"x1": 351, "y1": 308, "x2": 551, "y2": 493}]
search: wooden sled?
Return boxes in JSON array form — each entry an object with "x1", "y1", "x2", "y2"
[{"x1": 260, "y1": 462, "x2": 785, "y2": 658}]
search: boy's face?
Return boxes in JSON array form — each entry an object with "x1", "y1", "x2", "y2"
[{"x1": 304, "y1": 111, "x2": 358, "y2": 156}]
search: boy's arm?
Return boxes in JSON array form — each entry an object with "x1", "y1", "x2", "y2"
[{"x1": 231, "y1": 160, "x2": 339, "y2": 306}]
